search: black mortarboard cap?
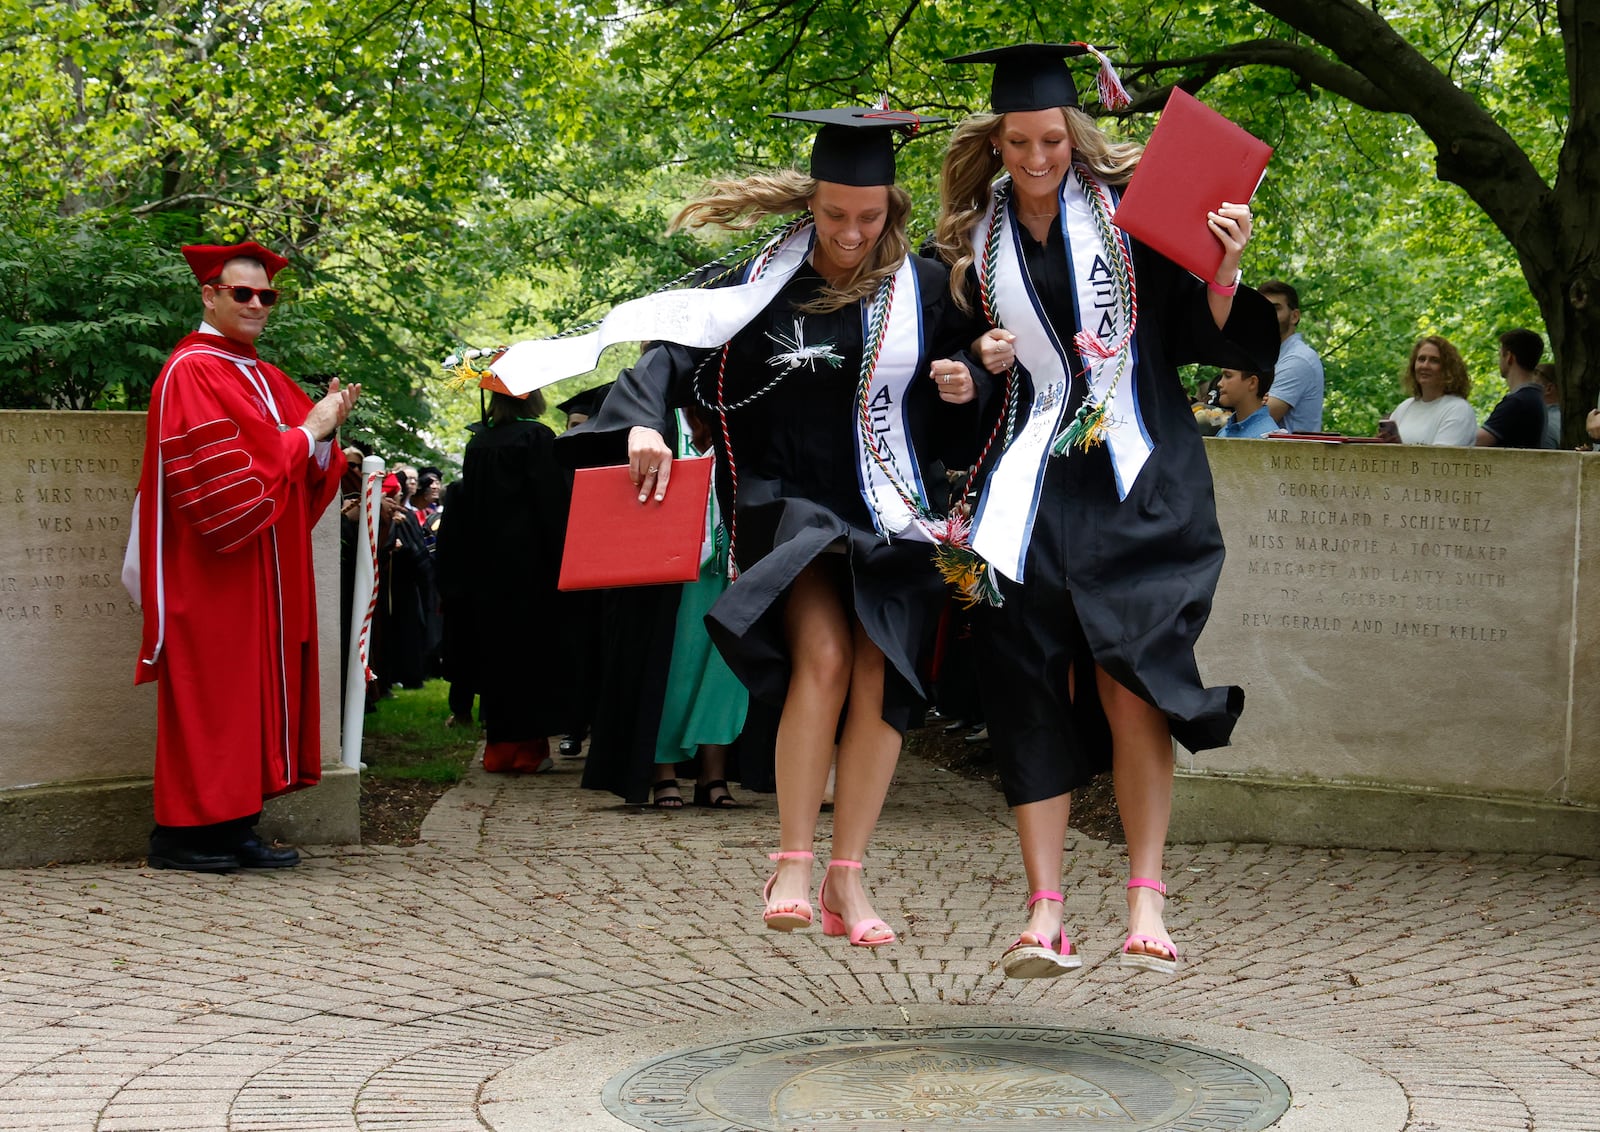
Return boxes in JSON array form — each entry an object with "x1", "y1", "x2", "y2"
[
  {"x1": 556, "y1": 382, "x2": 613, "y2": 419},
  {"x1": 945, "y1": 43, "x2": 1098, "y2": 112},
  {"x1": 772, "y1": 108, "x2": 941, "y2": 187}
]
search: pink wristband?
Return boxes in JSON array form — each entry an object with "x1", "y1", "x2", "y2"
[{"x1": 1208, "y1": 270, "x2": 1241, "y2": 296}]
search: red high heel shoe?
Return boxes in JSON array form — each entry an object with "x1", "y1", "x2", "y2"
[
  {"x1": 819, "y1": 859, "x2": 895, "y2": 948},
  {"x1": 762, "y1": 851, "x2": 814, "y2": 931},
  {"x1": 1000, "y1": 889, "x2": 1082, "y2": 979}
]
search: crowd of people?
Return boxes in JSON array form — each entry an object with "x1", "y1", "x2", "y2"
[{"x1": 1191, "y1": 296, "x2": 1585, "y2": 450}]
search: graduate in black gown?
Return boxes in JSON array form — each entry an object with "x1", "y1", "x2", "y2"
[
  {"x1": 560, "y1": 109, "x2": 985, "y2": 947},
  {"x1": 439, "y1": 378, "x2": 573, "y2": 773},
  {"x1": 933, "y1": 45, "x2": 1280, "y2": 978}
]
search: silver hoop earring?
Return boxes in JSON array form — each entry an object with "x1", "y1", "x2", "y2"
[{"x1": 991, "y1": 146, "x2": 1000, "y2": 157}]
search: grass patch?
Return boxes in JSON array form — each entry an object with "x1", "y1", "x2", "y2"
[{"x1": 360, "y1": 679, "x2": 480, "y2": 783}]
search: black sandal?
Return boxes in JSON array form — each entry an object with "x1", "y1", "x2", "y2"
[
  {"x1": 652, "y1": 779, "x2": 684, "y2": 809},
  {"x1": 694, "y1": 779, "x2": 740, "y2": 808}
]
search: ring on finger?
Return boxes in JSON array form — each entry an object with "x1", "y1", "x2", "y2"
[{"x1": 647, "y1": 465, "x2": 659, "y2": 473}]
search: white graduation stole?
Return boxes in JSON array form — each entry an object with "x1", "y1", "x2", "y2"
[
  {"x1": 853, "y1": 256, "x2": 932, "y2": 542},
  {"x1": 492, "y1": 223, "x2": 818, "y2": 395},
  {"x1": 969, "y1": 170, "x2": 1151, "y2": 583}
]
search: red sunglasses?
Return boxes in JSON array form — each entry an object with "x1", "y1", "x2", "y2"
[{"x1": 208, "y1": 282, "x2": 281, "y2": 306}]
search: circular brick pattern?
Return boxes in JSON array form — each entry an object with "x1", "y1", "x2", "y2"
[{"x1": 602, "y1": 1024, "x2": 1291, "y2": 1131}]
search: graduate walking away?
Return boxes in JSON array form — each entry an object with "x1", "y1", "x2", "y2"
[
  {"x1": 556, "y1": 108, "x2": 985, "y2": 948},
  {"x1": 126, "y1": 241, "x2": 358, "y2": 872},
  {"x1": 437, "y1": 374, "x2": 573, "y2": 774},
  {"x1": 934, "y1": 45, "x2": 1279, "y2": 976}
]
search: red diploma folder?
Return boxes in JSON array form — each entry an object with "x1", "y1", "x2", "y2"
[
  {"x1": 1112, "y1": 88, "x2": 1273, "y2": 282},
  {"x1": 557, "y1": 455, "x2": 713, "y2": 590}
]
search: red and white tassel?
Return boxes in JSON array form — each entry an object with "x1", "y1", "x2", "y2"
[
  {"x1": 1075, "y1": 42, "x2": 1132, "y2": 110},
  {"x1": 1073, "y1": 328, "x2": 1120, "y2": 362}
]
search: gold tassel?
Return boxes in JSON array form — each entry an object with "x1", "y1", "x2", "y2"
[
  {"x1": 1053, "y1": 400, "x2": 1109, "y2": 456},
  {"x1": 934, "y1": 541, "x2": 1005, "y2": 608}
]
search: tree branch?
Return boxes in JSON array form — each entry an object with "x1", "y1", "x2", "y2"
[
  {"x1": 1245, "y1": 0, "x2": 1551, "y2": 252},
  {"x1": 129, "y1": 194, "x2": 305, "y2": 220},
  {"x1": 1124, "y1": 39, "x2": 1400, "y2": 112}
]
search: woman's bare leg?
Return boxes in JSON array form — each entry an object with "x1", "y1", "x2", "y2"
[
  {"x1": 1013, "y1": 793, "x2": 1072, "y2": 943},
  {"x1": 822, "y1": 619, "x2": 900, "y2": 942},
  {"x1": 766, "y1": 565, "x2": 853, "y2": 912},
  {"x1": 1098, "y1": 666, "x2": 1176, "y2": 959}
]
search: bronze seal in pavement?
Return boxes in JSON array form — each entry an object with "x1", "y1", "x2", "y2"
[{"x1": 603, "y1": 1025, "x2": 1291, "y2": 1130}]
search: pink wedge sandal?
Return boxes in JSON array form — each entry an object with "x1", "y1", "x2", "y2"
[
  {"x1": 819, "y1": 859, "x2": 896, "y2": 948},
  {"x1": 1001, "y1": 889, "x2": 1083, "y2": 979},
  {"x1": 761, "y1": 851, "x2": 814, "y2": 931},
  {"x1": 1120, "y1": 877, "x2": 1179, "y2": 974}
]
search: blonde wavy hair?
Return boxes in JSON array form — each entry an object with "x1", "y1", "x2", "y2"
[
  {"x1": 931, "y1": 108, "x2": 1143, "y2": 313},
  {"x1": 1402, "y1": 335, "x2": 1472, "y2": 400},
  {"x1": 671, "y1": 169, "x2": 912, "y2": 314}
]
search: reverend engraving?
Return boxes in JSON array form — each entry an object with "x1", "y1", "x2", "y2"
[
  {"x1": 1235, "y1": 450, "x2": 1514, "y2": 642},
  {"x1": 0, "y1": 411, "x2": 159, "y2": 790},
  {"x1": 2, "y1": 418, "x2": 141, "y2": 624}
]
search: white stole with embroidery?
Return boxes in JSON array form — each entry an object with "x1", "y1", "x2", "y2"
[
  {"x1": 854, "y1": 256, "x2": 931, "y2": 542},
  {"x1": 969, "y1": 170, "x2": 1152, "y2": 583}
]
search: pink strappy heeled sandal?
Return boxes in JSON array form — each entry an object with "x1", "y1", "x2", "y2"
[
  {"x1": 1001, "y1": 889, "x2": 1082, "y2": 979},
  {"x1": 1120, "y1": 877, "x2": 1179, "y2": 974},
  {"x1": 762, "y1": 850, "x2": 814, "y2": 931},
  {"x1": 819, "y1": 859, "x2": 895, "y2": 947}
]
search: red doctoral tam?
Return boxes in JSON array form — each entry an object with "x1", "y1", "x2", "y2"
[{"x1": 181, "y1": 241, "x2": 289, "y2": 284}]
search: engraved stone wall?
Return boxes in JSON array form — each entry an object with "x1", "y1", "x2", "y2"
[
  {"x1": 0, "y1": 410, "x2": 342, "y2": 793},
  {"x1": 1197, "y1": 439, "x2": 1590, "y2": 803},
  {"x1": 0, "y1": 413, "x2": 153, "y2": 787}
]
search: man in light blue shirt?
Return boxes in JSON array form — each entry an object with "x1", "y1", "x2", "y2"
[
  {"x1": 1259, "y1": 280, "x2": 1324, "y2": 433},
  {"x1": 1215, "y1": 367, "x2": 1281, "y2": 438}
]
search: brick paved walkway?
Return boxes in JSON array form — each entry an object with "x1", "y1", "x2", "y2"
[{"x1": 0, "y1": 748, "x2": 1595, "y2": 1130}]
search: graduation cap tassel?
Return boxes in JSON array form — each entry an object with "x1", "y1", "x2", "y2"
[{"x1": 1074, "y1": 43, "x2": 1132, "y2": 110}]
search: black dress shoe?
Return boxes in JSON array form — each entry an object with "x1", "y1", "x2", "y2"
[
  {"x1": 147, "y1": 844, "x2": 240, "y2": 872},
  {"x1": 235, "y1": 838, "x2": 300, "y2": 868}
]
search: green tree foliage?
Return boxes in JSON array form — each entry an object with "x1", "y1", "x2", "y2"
[{"x1": 2, "y1": 0, "x2": 1589, "y2": 450}]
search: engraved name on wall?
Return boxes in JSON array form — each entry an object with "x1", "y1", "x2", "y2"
[
  {"x1": 1230, "y1": 449, "x2": 1515, "y2": 643},
  {"x1": 0, "y1": 412, "x2": 151, "y2": 785},
  {"x1": 2, "y1": 418, "x2": 140, "y2": 626}
]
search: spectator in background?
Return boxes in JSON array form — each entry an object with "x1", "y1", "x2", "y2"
[
  {"x1": 373, "y1": 470, "x2": 434, "y2": 692},
  {"x1": 1385, "y1": 336, "x2": 1477, "y2": 446},
  {"x1": 411, "y1": 471, "x2": 442, "y2": 521},
  {"x1": 551, "y1": 384, "x2": 614, "y2": 759},
  {"x1": 1258, "y1": 280, "x2": 1324, "y2": 433},
  {"x1": 1534, "y1": 363, "x2": 1562, "y2": 450},
  {"x1": 440, "y1": 378, "x2": 573, "y2": 773},
  {"x1": 1214, "y1": 366, "x2": 1280, "y2": 438},
  {"x1": 1476, "y1": 328, "x2": 1546, "y2": 449}
]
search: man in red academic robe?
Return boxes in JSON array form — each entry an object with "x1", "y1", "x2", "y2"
[{"x1": 124, "y1": 241, "x2": 359, "y2": 871}]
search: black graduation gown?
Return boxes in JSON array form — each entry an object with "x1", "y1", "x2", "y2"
[
  {"x1": 376, "y1": 509, "x2": 434, "y2": 690},
  {"x1": 975, "y1": 223, "x2": 1277, "y2": 802},
  {"x1": 439, "y1": 418, "x2": 573, "y2": 742},
  {"x1": 561, "y1": 255, "x2": 984, "y2": 733}
]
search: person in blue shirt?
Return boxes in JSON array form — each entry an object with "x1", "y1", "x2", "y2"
[
  {"x1": 1215, "y1": 366, "x2": 1280, "y2": 438},
  {"x1": 1259, "y1": 280, "x2": 1324, "y2": 432}
]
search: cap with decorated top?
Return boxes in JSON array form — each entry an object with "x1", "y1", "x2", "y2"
[
  {"x1": 181, "y1": 241, "x2": 289, "y2": 284},
  {"x1": 945, "y1": 42, "x2": 1131, "y2": 112},
  {"x1": 771, "y1": 107, "x2": 943, "y2": 187}
]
